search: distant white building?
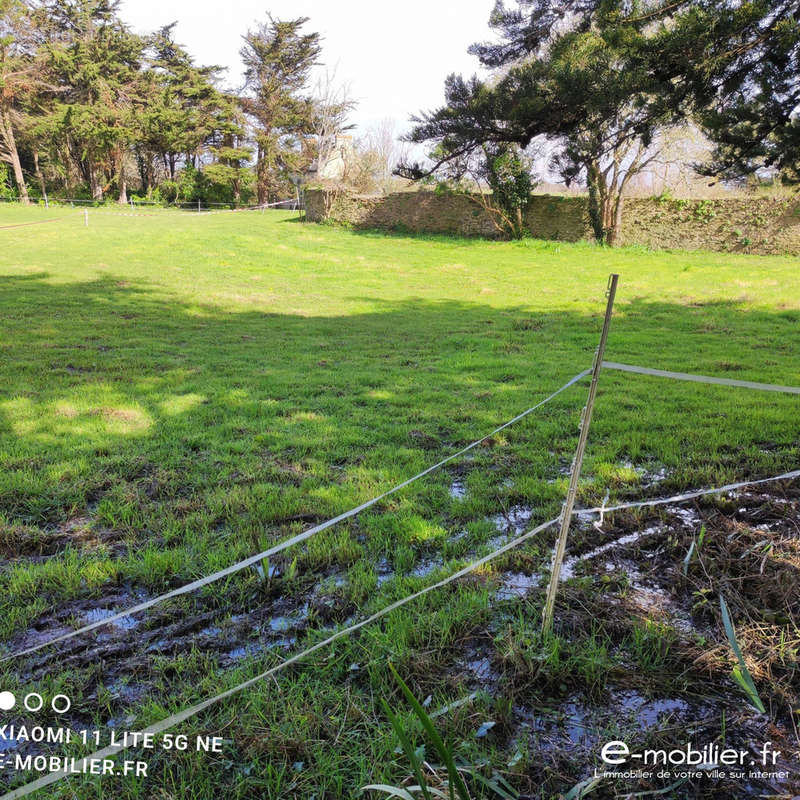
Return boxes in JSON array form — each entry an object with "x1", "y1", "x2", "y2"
[{"x1": 316, "y1": 135, "x2": 354, "y2": 180}]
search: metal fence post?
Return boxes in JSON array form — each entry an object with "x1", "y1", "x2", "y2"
[{"x1": 541, "y1": 273, "x2": 619, "y2": 635}]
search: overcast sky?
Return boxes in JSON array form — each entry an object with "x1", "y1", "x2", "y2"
[{"x1": 118, "y1": 1, "x2": 494, "y2": 137}]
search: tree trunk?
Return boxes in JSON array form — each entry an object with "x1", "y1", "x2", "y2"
[
  {"x1": 602, "y1": 193, "x2": 615, "y2": 245},
  {"x1": 586, "y1": 164, "x2": 605, "y2": 243},
  {"x1": 608, "y1": 194, "x2": 625, "y2": 247},
  {"x1": 586, "y1": 162, "x2": 625, "y2": 246},
  {"x1": 88, "y1": 160, "x2": 103, "y2": 201},
  {"x1": 1, "y1": 110, "x2": 30, "y2": 204},
  {"x1": 33, "y1": 151, "x2": 47, "y2": 203},
  {"x1": 117, "y1": 156, "x2": 127, "y2": 204},
  {"x1": 256, "y1": 146, "x2": 267, "y2": 206}
]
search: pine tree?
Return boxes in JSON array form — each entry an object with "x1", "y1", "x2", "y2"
[
  {"x1": 400, "y1": 0, "x2": 800, "y2": 242},
  {"x1": 36, "y1": 0, "x2": 144, "y2": 201},
  {"x1": 240, "y1": 15, "x2": 320, "y2": 205}
]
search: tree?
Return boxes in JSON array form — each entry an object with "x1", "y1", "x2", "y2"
[
  {"x1": 400, "y1": 0, "x2": 682, "y2": 244},
  {"x1": 137, "y1": 24, "x2": 235, "y2": 189},
  {"x1": 240, "y1": 15, "x2": 320, "y2": 205},
  {"x1": 659, "y1": 0, "x2": 800, "y2": 184},
  {"x1": 0, "y1": 0, "x2": 40, "y2": 202},
  {"x1": 202, "y1": 93, "x2": 252, "y2": 205},
  {"x1": 484, "y1": 0, "x2": 800, "y2": 187},
  {"x1": 424, "y1": 141, "x2": 534, "y2": 238},
  {"x1": 312, "y1": 66, "x2": 356, "y2": 181},
  {"x1": 35, "y1": 0, "x2": 146, "y2": 201}
]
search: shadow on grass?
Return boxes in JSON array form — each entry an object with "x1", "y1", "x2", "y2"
[{"x1": 0, "y1": 270, "x2": 798, "y2": 528}]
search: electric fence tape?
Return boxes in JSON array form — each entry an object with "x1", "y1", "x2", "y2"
[
  {"x1": 1, "y1": 369, "x2": 592, "y2": 663},
  {"x1": 603, "y1": 361, "x2": 800, "y2": 395}
]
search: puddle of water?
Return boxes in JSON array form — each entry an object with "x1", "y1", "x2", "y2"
[
  {"x1": 559, "y1": 700, "x2": 595, "y2": 746},
  {"x1": 516, "y1": 697, "x2": 599, "y2": 751},
  {"x1": 84, "y1": 608, "x2": 139, "y2": 631},
  {"x1": 449, "y1": 480, "x2": 466, "y2": 500},
  {"x1": 269, "y1": 604, "x2": 309, "y2": 633},
  {"x1": 637, "y1": 697, "x2": 690, "y2": 727},
  {"x1": 376, "y1": 558, "x2": 393, "y2": 586},
  {"x1": 560, "y1": 526, "x2": 662, "y2": 580},
  {"x1": 614, "y1": 689, "x2": 691, "y2": 728},
  {"x1": 620, "y1": 461, "x2": 670, "y2": 488},
  {"x1": 492, "y1": 506, "x2": 534, "y2": 535},
  {"x1": 670, "y1": 506, "x2": 702, "y2": 528},
  {"x1": 496, "y1": 572, "x2": 539, "y2": 600},
  {"x1": 200, "y1": 626, "x2": 222, "y2": 638},
  {"x1": 465, "y1": 657, "x2": 494, "y2": 680},
  {"x1": 105, "y1": 680, "x2": 146, "y2": 704},
  {"x1": 226, "y1": 644, "x2": 262, "y2": 661},
  {"x1": 409, "y1": 558, "x2": 442, "y2": 578},
  {"x1": 107, "y1": 714, "x2": 137, "y2": 729}
]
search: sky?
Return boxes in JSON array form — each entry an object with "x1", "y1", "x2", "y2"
[{"x1": 118, "y1": 1, "x2": 495, "y2": 138}]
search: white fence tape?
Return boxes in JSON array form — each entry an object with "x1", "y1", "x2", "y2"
[
  {"x1": 0, "y1": 217, "x2": 66, "y2": 230},
  {"x1": 603, "y1": 361, "x2": 800, "y2": 395},
  {"x1": 0, "y1": 369, "x2": 591, "y2": 663},
  {"x1": 2, "y1": 358, "x2": 795, "y2": 664}
]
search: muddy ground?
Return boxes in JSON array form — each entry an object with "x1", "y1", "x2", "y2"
[{"x1": 1, "y1": 476, "x2": 798, "y2": 799}]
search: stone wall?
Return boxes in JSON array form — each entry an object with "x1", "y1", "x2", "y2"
[{"x1": 304, "y1": 188, "x2": 800, "y2": 256}]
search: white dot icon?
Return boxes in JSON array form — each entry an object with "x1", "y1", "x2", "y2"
[{"x1": 0, "y1": 692, "x2": 16, "y2": 711}]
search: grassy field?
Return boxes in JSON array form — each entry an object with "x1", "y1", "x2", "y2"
[{"x1": 0, "y1": 203, "x2": 798, "y2": 799}]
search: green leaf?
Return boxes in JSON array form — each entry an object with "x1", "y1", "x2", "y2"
[
  {"x1": 381, "y1": 699, "x2": 433, "y2": 800},
  {"x1": 563, "y1": 776, "x2": 603, "y2": 799},
  {"x1": 719, "y1": 594, "x2": 766, "y2": 714},
  {"x1": 389, "y1": 663, "x2": 471, "y2": 800},
  {"x1": 361, "y1": 784, "x2": 419, "y2": 800}
]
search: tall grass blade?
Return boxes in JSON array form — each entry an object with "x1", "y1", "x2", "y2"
[
  {"x1": 719, "y1": 594, "x2": 766, "y2": 713},
  {"x1": 389, "y1": 663, "x2": 471, "y2": 800},
  {"x1": 380, "y1": 699, "x2": 433, "y2": 800},
  {"x1": 682, "y1": 540, "x2": 696, "y2": 575},
  {"x1": 563, "y1": 776, "x2": 603, "y2": 799},
  {"x1": 361, "y1": 785, "x2": 418, "y2": 800},
  {"x1": 682, "y1": 525, "x2": 705, "y2": 575},
  {"x1": 464, "y1": 767, "x2": 518, "y2": 800}
]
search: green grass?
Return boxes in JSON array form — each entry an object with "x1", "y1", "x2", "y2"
[{"x1": 0, "y1": 203, "x2": 798, "y2": 798}]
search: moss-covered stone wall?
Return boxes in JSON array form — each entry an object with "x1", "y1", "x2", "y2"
[{"x1": 304, "y1": 189, "x2": 800, "y2": 255}]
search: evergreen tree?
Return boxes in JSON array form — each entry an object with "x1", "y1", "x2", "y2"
[
  {"x1": 656, "y1": 0, "x2": 800, "y2": 183},
  {"x1": 401, "y1": 0, "x2": 679, "y2": 244},
  {"x1": 240, "y1": 15, "x2": 320, "y2": 204},
  {"x1": 35, "y1": 0, "x2": 144, "y2": 200},
  {"x1": 400, "y1": 0, "x2": 800, "y2": 242},
  {"x1": 139, "y1": 24, "x2": 234, "y2": 187},
  {"x1": 0, "y1": 0, "x2": 40, "y2": 202}
]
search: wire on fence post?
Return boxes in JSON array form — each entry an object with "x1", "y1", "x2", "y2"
[{"x1": 542, "y1": 273, "x2": 619, "y2": 635}]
